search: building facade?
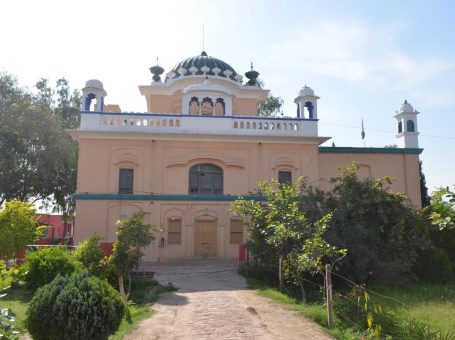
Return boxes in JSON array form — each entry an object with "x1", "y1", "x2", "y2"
[{"x1": 69, "y1": 52, "x2": 422, "y2": 261}]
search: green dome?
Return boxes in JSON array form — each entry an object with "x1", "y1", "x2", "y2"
[{"x1": 168, "y1": 51, "x2": 238, "y2": 81}]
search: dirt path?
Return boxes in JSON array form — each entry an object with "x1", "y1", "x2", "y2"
[{"x1": 125, "y1": 259, "x2": 331, "y2": 340}]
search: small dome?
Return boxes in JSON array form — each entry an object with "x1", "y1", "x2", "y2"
[
  {"x1": 298, "y1": 85, "x2": 315, "y2": 97},
  {"x1": 400, "y1": 99, "x2": 414, "y2": 113},
  {"x1": 168, "y1": 51, "x2": 238, "y2": 81},
  {"x1": 84, "y1": 79, "x2": 104, "y2": 89}
]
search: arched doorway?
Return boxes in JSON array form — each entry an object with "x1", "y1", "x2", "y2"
[{"x1": 194, "y1": 217, "x2": 217, "y2": 257}]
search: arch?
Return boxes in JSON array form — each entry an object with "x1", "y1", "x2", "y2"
[
  {"x1": 189, "y1": 164, "x2": 223, "y2": 195},
  {"x1": 398, "y1": 121, "x2": 403, "y2": 133},
  {"x1": 189, "y1": 97, "x2": 199, "y2": 115},
  {"x1": 407, "y1": 120, "x2": 415, "y2": 132},
  {"x1": 215, "y1": 97, "x2": 225, "y2": 116},
  {"x1": 84, "y1": 93, "x2": 96, "y2": 111},
  {"x1": 201, "y1": 97, "x2": 213, "y2": 115},
  {"x1": 304, "y1": 101, "x2": 314, "y2": 118}
]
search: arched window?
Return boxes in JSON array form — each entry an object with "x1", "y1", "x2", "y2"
[
  {"x1": 189, "y1": 164, "x2": 223, "y2": 195},
  {"x1": 84, "y1": 93, "x2": 96, "y2": 111},
  {"x1": 215, "y1": 98, "x2": 225, "y2": 116},
  {"x1": 407, "y1": 120, "x2": 415, "y2": 132},
  {"x1": 304, "y1": 101, "x2": 314, "y2": 119},
  {"x1": 398, "y1": 121, "x2": 403, "y2": 133},
  {"x1": 119, "y1": 168, "x2": 134, "y2": 194},
  {"x1": 278, "y1": 171, "x2": 292, "y2": 185},
  {"x1": 189, "y1": 97, "x2": 199, "y2": 115},
  {"x1": 201, "y1": 97, "x2": 213, "y2": 115}
]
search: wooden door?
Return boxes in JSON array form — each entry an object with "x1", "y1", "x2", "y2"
[{"x1": 194, "y1": 219, "x2": 217, "y2": 257}]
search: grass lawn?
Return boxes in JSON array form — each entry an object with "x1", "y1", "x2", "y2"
[
  {"x1": 247, "y1": 277, "x2": 455, "y2": 339},
  {"x1": 0, "y1": 277, "x2": 175, "y2": 340},
  {"x1": 370, "y1": 284, "x2": 455, "y2": 336},
  {"x1": 0, "y1": 284, "x2": 33, "y2": 331}
]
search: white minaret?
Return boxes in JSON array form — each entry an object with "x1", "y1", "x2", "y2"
[
  {"x1": 294, "y1": 85, "x2": 319, "y2": 119},
  {"x1": 394, "y1": 100, "x2": 419, "y2": 148},
  {"x1": 81, "y1": 79, "x2": 107, "y2": 112}
]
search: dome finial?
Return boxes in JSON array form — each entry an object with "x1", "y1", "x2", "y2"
[
  {"x1": 245, "y1": 63, "x2": 259, "y2": 86},
  {"x1": 201, "y1": 51, "x2": 208, "y2": 56}
]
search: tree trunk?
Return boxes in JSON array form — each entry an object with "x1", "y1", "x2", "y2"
[
  {"x1": 118, "y1": 275, "x2": 127, "y2": 301},
  {"x1": 62, "y1": 213, "x2": 67, "y2": 245},
  {"x1": 127, "y1": 272, "x2": 132, "y2": 297},
  {"x1": 299, "y1": 279, "x2": 307, "y2": 303}
]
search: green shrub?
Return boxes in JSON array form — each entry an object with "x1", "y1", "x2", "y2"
[
  {"x1": 22, "y1": 246, "x2": 81, "y2": 290},
  {"x1": 73, "y1": 236, "x2": 104, "y2": 275},
  {"x1": 415, "y1": 247, "x2": 453, "y2": 283},
  {"x1": 26, "y1": 272, "x2": 125, "y2": 340}
]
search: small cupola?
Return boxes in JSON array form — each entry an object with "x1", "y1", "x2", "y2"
[
  {"x1": 81, "y1": 79, "x2": 107, "y2": 112},
  {"x1": 294, "y1": 85, "x2": 320, "y2": 119},
  {"x1": 394, "y1": 99, "x2": 420, "y2": 148}
]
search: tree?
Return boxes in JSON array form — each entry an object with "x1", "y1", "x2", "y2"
[
  {"x1": 427, "y1": 185, "x2": 455, "y2": 262},
  {"x1": 255, "y1": 78, "x2": 284, "y2": 117},
  {"x1": 284, "y1": 214, "x2": 346, "y2": 302},
  {"x1": 110, "y1": 211, "x2": 155, "y2": 301},
  {"x1": 232, "y1": 179, "x2": 345, "y2": 301},
  {"x1": 429, "y1": 185, "x2": 455, "y2": 231},
  {"x1": 0, "y1": 73, "x2": 79, "y2": 210},
  {"x1": 73, "y1": 236, "x2": 104, "y2": 275},
  {"x1": 0, "y1": 200, "x2": 45, "y2": 260},
  {"x1": 419, "y1": 160, "x2": 431, "y2": 207},
  {"x1": 258, "y1": 94, "x2": 284, "y2": 117},
  {"x1": 34, "y1": 77, "x2": 80, "y2": 221},
  {"x1": 319, "y1": 163, "x2": 429, "y2": 283}
]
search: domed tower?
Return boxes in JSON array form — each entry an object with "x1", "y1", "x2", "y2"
[
  {"x1": 394, "y1": 100, "x2": 419, "y2": 148},
  {"x1": 294, "y1": 85, "x2": 319, "y2": 119},
  {"x1": 81, "y1": 79, "x2": 107, "y2": 112}
]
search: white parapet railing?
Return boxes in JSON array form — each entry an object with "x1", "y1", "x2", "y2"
[{"x1": 80, "y1": 112, "x2": 319, "y2": 137}]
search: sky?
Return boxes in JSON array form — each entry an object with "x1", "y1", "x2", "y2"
[{"x1": 1, "y1": 0, "x2": 455, "y2": 193}]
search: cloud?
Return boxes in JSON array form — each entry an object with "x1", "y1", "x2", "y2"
[{"x1": 267, "y1": 20, "x2": 455, "y2": 93}]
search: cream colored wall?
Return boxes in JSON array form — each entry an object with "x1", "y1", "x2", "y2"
[
  {"x1": 147, "y1": 92, "x2": 182, "y2": 113},
  {"x1": 74, "y1": 200, "x2": 246, "y2": 261},
  {"x1": 144, "y1": 92, "x2": 259, "y2": 116},
  {"x1": 318, "y1": 152, "x2": 421, "y2": 208},
  {"x1": 75, "y1": 136, "x2": 421, "y2": 261},
  {"x1": 232, "y1": 98, "x2": 259, "y2": 116},
  {"x1": 76, "y1": 138, "x2": 320, "y2": 196},
  {"x1": 75, "y1": 137, "x2": 321, "y2": 259}
]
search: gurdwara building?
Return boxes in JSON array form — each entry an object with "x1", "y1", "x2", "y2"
[{"x1": 69, "y1": 51, "x2": 422, "y2": 261}]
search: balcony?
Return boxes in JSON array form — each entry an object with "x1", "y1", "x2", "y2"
[{"x1": 79, "y1": 111, "x2": 319, "y2": 138}]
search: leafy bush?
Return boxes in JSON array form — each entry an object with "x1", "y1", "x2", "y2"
[
  {"x1": 22, "y1": 246, "x2": 81, "y2": 290},
  {"x1": 73, "y1": 236, "x2": 104, "y2": 275},
  {"x1": 415, "y1": 247, "x2": 453, "y2": 283},
  {"x1": 26, "y1": 272, "x2": 125, "y2": 340}
]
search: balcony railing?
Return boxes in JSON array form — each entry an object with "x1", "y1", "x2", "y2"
[{"x1": 79, "y1": 111, "x2": 319, "y2": 137}]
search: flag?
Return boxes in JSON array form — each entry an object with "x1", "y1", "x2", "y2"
[{"x1": 361, "y1": 118, "x2": 365, "y2": 140}]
